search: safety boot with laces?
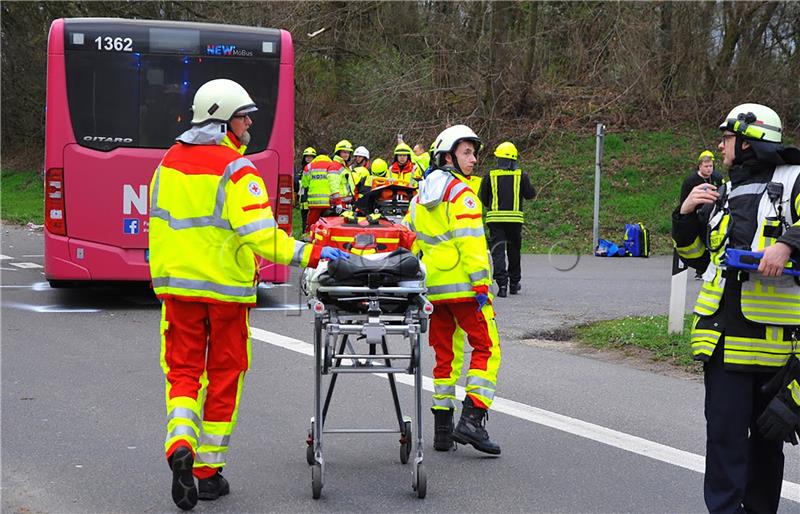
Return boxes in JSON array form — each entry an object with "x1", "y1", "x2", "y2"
[
  {"x1": 169, "y1": 446, "x2": 198, "y2": 510},
  {"x1": 452, "y1": 396, "x2": 501, "y2": 455},
  {"x1": 198, "y1": 470, "x2": 230, "y2": 501},
  {"x1": 497, "y1": 286, "x2": 508, "y2": 298},
  {"x1": 432, "y1": 408, "x2": 455, "y2": 451},
  {"x1": 510, "y1": 283, "x2": 521, "y2": 295}
]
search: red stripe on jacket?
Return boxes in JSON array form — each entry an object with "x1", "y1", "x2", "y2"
[{"x1": 241, "y1": 202, "x2": 271, "y2": 212}]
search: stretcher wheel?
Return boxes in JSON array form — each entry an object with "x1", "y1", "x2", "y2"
[
  {"x1": 400, "y1": 420, "x2": 412, "y2": 464},
  {"x1": 306, "y1": 422, "x2": 315, "y2": 465},
  {"x1": 306, "y1": 443, "x2": 315, "y2": 466},
  {"x1": 413, "y1": 463, "x2": 427, "y2": 499},
  {"x1": 311, "y1": 463, "x2": 322, "y2": 499}
]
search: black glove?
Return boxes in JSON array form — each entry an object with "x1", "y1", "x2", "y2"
[{"x1": 757, "y1": 356, "x2": 800, "y2": 445}]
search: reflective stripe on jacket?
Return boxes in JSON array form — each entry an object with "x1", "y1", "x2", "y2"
[
  {"x1": 306, "y1": 155, "x2": 335, "y2": 207},
  {"x1": 481, "y1": 167, "x2": 535, "y2": 224},
  {"x1": 149, "y1": 137, "x2": 316, "y2": 304}
]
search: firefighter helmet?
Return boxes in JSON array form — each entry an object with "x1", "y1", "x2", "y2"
[
  {"x1": 354, "y1": 146, "x2": 370, "y2": 159},
  {"x1": 494, "y1": 141, "x2": 518, "y2": 160},
  {"x1": 191, "y1": 79, "x2": 257, "y2": 125},
  {"x1": 393, "y1": 143, "x2": 413, "y2": 156},
  {"x1": 334, "y1": 140, "x2": 354, "y2": 154},
  {"x1": 371, "y1": 158, "x2": 389, "y2": 177},
  {"x1": 719, "y1": 103, "x2": 782, "y2": 143},
  {"x1": 432, "y1": 125, "x2": 482, "y2": 166},
  {"x1": 697, "y1": 150, "x2": 714, "y2": 162},
  {"x1": 302, "y1": 147, "x2": 317, "y2": 157}
]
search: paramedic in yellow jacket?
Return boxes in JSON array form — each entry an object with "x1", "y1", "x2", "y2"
[
  {"x1": 305, "y1": 153, "x2": 337, "y2": 231},
  {"x1": 149, "y1": 79, "x2": 348, "y2": 510},
  {"x1": 404, "y1": 124, "x2": 501, "y2": 456},
  {"x1": 672, "y1": 103, "x2": 800, "y2": 513}
]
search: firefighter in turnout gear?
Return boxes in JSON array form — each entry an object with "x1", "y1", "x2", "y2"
[
  {"x1": 479, "y1": 141, "x2": 536, "y2": 297},
  {"x1": 351, "y1": 146, "x2": 371, "y2": 207},
  {"x1": 404, "y1": 124, "x2": 502, "y2": 455},
  {"x1": 390, "y1": 142, "x2": 416, "y2": 184},
  {"x1": 297, "y1": 147, "x2": 317, "y2": 231},
  {"x1": 331, "y1": 139, "x2": 355, "y2": 207},
  {"x1": 672, "y1": 103, "x2": 800, "y2": 513},
  {"x1": 149, "y1": 79, "x2": 349, "y2": 510}
]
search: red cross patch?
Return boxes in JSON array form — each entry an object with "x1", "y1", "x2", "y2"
[
  {"x1": 463, "y1": 196, "x2": 476, "y2": 210},
  {"x1": 247, "y1": 180, "x2": 263, "y2": 197}
]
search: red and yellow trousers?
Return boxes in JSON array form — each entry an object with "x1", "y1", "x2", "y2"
[
  {"x1": 429, "y1": 300, "x2": 501, "y2": 411},
  {"x1": 160, "y1": 297, "x2": 251, "y2": 479}
]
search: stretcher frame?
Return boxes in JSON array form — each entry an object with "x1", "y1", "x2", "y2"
[{"x1": 305, "y1": 281, "x2": 432, "y2": 499}]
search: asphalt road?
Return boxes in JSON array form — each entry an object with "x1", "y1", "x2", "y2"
[{"x1": 3, "y1": 224, "x2": 800, "y2": 513}]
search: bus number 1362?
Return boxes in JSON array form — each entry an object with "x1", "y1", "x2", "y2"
[{"x1": 94, "y1": 36, "x2": 133, "y2": 52}]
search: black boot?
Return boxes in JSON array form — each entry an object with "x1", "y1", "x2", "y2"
[
  {"x1": 452, "y1": 396, "x2": 501, "y2": 455},
  {"x1": 510, "y1": 283, "x2": 521, "y2": 295},
  {"x1": 432, "y1": 408, "x2": 455, "y2": 451},
  {"x1": 169, "y1": 447, "x2": 198, "y2": 510},
  {"x1": 497, "y1": 286, "x2": 508, "y2": 298},
  {"x1": 198, "y1": 470, "x2": 230, "y2": 501}
]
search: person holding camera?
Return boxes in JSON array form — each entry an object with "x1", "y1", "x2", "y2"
[{"x1": 672, "y1": 103, "x2": 800, "y2": 513}]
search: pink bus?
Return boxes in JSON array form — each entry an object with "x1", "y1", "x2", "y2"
[{"x1": 44, "y1": 18, "x2": 295, "y2": 287}]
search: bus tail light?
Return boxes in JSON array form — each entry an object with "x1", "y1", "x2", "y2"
[
  {"x1": 276, "y1": 174, "x2": 293, "y2": 236},
  {"x1": 45, "y1": 168, "x2": 66, "y2": 235}
]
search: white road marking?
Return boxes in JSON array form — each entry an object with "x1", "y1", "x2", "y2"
[
  {"x1": 0, "y1": 267, "x2": 15, "y2": 271},
  {"x1": 10, "y1": 262, "x2": 43, "y2": 269},
  {"x1": 252, "y1": 304, "x2": 304, "y2": 312},
  {"x1": 5, "y1": 302, "x2": 100, "y2": 313},
  {"x1": 0, "y1": 255, "x2": 12, "y2": 260},
  {"x1": 249, "y1": 326, "x2": 800, "y2": 504},
  {"x1": 22, "y1": 254, "x2": 44, "y2": 258}
]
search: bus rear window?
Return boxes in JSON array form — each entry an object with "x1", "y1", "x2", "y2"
[{"x1": 65, "y1": 52, "x2": 279, "y2": 152}]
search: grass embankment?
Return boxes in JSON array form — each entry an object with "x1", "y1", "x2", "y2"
[
  {"x1": 573, "y1": 313, "x2": 701, "y2": 372},
  {"x1": 515, "y1": 128, "x2": 725, "y2": 255},
  {"x1": 1, "y1": 169, "x2": 43, "y2": 224}
]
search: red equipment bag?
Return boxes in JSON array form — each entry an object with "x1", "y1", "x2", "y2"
[{"x1": 309, "y1": 214, "x2": 416, "y2": 255}]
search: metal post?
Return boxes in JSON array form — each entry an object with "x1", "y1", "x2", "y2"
[
  {"x1": 668, "y1": 249, "x2": 689, "y2": 334},
  {"x1": 592, "y1": 123, "x2": 605, "y2": 252}
]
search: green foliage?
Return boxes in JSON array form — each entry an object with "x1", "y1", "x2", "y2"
[
  {"x1": 573, "y1": 314, "x2": 700, "y2": 371},
  {"x1": 1, "y1": 169, "x2": 43, "y2": 224}
]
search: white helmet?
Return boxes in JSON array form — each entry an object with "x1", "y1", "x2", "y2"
[
  {"x1": 191, "y1": 78, "x2": 257, "y2": 125},
  {"x1": 719, "y1": 103, "x2": 782, "y2": 144},
  {"x1": 432, "y1": 124, "x2": 482, "y2": 167},
  {"x1": 353, "y1": 146, "x2": 370, "y2": 159}
]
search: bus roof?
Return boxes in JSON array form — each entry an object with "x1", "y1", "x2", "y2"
[{"x1": 61, "y1": 17, "x2": 282, "y2": 37}]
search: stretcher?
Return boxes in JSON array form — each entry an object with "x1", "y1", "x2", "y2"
[
  {"x1": 361, "y1": 179, "x2": 417, "y2": 223},
  {"x1": 301, "y1": 216, "x2": 430, "y2": 499}
]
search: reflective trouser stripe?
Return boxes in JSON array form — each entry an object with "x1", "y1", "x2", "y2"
[
  {"x1": 432, "y1": 383, "x2": 457, "y2": 410},
  {"x1": 429, "y1": 301, "x2": 501, "y2": 410},
  {"x1": 161, "y1": 299, "x2": 250, "y2": 465}
]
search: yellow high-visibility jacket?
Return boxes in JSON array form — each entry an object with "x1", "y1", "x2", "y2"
[
  {"x1": 403, "y1": 168, "x2": 491, "y2": 302},
  {"x1": 149, "y1": 127, "x2": 318, "y2": 305},
  {"x1": 306, "y1": 155, "x2": 337, "y2": 208}
]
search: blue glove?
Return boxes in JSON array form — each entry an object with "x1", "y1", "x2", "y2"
[
  {"x1": 475, "y1": 293, "x2": 489, "y2": 311},
  {"x1": 321, "y1": 246, "x2": 350, "y2": 261}
]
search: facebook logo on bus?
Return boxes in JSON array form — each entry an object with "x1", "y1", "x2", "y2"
[{"x1": 123, "y1": 218, "x2": 141, "y2": 234}]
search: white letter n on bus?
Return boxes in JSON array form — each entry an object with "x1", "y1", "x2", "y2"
[{"x1": 123, "y1": 185, "x2": 148, "y2": 215}]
